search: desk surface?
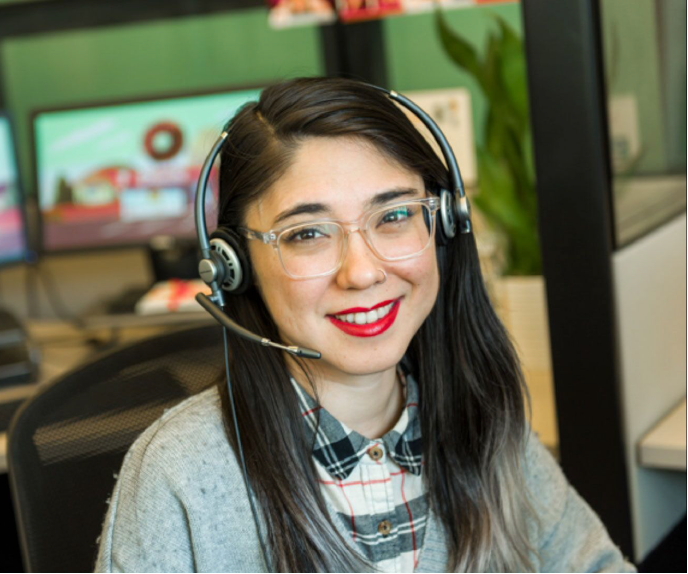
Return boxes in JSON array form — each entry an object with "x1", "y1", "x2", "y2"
[{"x1": 638, "y1": 398, "x2": 687, "y2": 471}]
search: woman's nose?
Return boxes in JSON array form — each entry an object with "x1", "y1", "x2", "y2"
[{"x1": 335, "y1": 231, "x2": 383, "y2": 290}]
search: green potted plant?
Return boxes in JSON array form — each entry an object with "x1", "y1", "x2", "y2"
[
  {"x1": 436, "y1": 9, "x2": 540, "y2": 276},
  {"x1": 437, "y1": 10, "x2": 556, "y2": 446}
]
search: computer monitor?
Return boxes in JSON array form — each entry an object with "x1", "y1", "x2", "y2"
[
  {"x1": 33, "y1": 87, "x2": 262, "y2": 253},
  {"x1": 0, "y1": 112, "x2": 28, "y2": 269}
]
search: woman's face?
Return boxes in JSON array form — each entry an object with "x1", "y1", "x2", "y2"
[{"x1": 244, "y1": 137, "x2": 440, "y2": 380}]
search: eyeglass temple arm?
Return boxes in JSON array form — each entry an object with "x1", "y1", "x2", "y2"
[{"x1": 237, "y1": 227, "x2": 272, "y2": 244}]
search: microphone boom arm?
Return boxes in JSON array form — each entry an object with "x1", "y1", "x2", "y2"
[{"x1": 196, "y1": 293, "x2": 321, "y2": 360}]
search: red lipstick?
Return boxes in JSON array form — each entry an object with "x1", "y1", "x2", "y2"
[
  {"x1": 327, "y1": 298, "x2": 402, "y2": 338},
  {"x1": 332, "y1": 299, "x2": 397, "y2": 315}
]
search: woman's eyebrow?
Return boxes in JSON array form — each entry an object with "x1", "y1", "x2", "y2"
[{"x1": 272, "y1": 187, "x2": 420, "y2": 227}]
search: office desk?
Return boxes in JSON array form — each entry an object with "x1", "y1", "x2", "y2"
[
  {"x1": 638, "y1": 399, "x2": 687, "y2": 471},
  {"x1": 0, "y1": 317, "x2": 210, "y2": 473}
]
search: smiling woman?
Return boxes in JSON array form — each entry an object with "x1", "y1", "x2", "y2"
[
  {"x1": 243, "y1": 137, "x2": 439, "y2": 383},
  {"x1": 94, "y1": 78, "x2": 635, "y2": 573}
]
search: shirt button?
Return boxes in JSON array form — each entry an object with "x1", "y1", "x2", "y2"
[
  {"x1": 368, "y1": 445, "x2": 384, "y2": 461},
  {"x1": 378, "y1": 519, "x2": 392, "y2": 536}
]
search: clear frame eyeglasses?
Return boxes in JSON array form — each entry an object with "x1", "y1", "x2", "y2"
[{"x1": 238, "y1": 197, "x2": 440, "y2": 279}]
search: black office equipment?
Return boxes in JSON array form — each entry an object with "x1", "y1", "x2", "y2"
[
  {"x1": 0, "y1": 309, "x2": 39, "y2": 388},
  {"x1": 7, "y1": 323, "x2": 223, "y2": 572}
]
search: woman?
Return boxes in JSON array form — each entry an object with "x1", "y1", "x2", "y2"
[{"x1": 95, "y1": 77, "x2": 634, "y2": 573}]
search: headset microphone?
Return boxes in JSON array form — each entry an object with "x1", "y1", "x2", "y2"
[{"x1": 196, "y1": 292, "x2": 321, "y2": 359}]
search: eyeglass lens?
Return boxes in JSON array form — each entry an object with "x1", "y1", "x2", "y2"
[{"x1": 277, "y1": 202, "x2": 435, "y2": 278}]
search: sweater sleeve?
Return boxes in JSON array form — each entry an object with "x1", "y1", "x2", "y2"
[
  {"x1": 525, "y1": 432, "x2": 636, "y2": 573},
  {"x1": 94, "y1": 417, "x2": 196, "y2": 573}
]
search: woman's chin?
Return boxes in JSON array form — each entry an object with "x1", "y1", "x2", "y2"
[{"x1": 315, "y1": 349, "x2": 407, "y2": 378}]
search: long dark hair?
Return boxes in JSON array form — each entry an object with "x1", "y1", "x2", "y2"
[{"x1": 216, "y1": 77, "x2": 535, "y2": 572}]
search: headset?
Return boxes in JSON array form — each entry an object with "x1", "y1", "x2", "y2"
[{"x1": 193, "y1": 83, "x2": 472, "y2": 571}]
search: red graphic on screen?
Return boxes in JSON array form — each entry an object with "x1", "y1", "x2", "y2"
[
  {"x1": 144, "y1": 122, "x2": 185, "y2": 161},
  {"x1": 336, "y1": 0, "x2": 402, "y2": 22}
]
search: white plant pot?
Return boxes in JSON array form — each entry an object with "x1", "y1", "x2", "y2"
[
  {"x1": 493, "y1": 275, "x2": 552, "y2": 372},
  {"x1": 492, "y1": 275, "x2": 559, "y2": 453}
]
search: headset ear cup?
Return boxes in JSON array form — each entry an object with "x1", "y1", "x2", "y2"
[
  {"x1": 433, "y1": 211, "x2": 448, "y2": 247},
  {"x1": 436, "y1": 189, "x2": 456, "y2": 245},
  {"x1": 455, "y1": 193, "x2": 472, "y2": 234},
  {"x1": 209, "y1": 227, "x2": 253, "y2": 294}
]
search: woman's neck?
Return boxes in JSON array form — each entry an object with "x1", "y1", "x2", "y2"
[{"x1": 292, "y1": 362, "x2": 404, "y2": 440}]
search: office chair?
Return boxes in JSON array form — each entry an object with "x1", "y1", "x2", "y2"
[{"x1": 7, "y1": 323, "x2": 225, "y2": 573}]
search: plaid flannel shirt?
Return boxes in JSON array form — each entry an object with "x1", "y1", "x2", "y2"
[{"x1": 292, "y1": 367, "x2": 427, "y2": 572}]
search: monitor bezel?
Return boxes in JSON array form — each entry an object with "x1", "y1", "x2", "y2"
[
  {"x1": 0, "y1": 110, "x2": 32, "y2": 270},
  {"x1": 30, "y1": 82, "x2": 267, "y2": 257}
]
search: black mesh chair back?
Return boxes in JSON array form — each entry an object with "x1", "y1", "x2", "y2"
[{"x1": 7, "y1": 324, "x2": 225, "y2": 573}]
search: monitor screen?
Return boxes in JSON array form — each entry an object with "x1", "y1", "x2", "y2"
[
  {"x1": 34, "y1": 88, "x2": 262, "y2": 252},
  {"x1": 0, "y1": 113, "x2": 28, "y2": 268}
]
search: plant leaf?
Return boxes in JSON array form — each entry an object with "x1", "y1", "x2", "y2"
[
  {"x1": 475, "y1": 148, "x2": 540, "y2": 275},
  {"x1": 475, "y1": 148, "x2": 524, "y2": 233},
  {"x1": 435, "y1": 9, "x2": 485, "y2": 89},
  {"x1": 494, "y1": 15, "x2": 530, "y2": 127}
]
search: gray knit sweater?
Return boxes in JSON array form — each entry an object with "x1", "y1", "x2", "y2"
[{"x1": 94, "y1": 386, "x2": 636, "y2": 572}]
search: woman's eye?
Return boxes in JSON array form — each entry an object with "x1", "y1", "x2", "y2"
[
  {"x1": 379, "y1": 206, "x2": 414, "y2": 225},
  {"x1": 283, "y1": 227, "x2": 327, "y2": 243}
]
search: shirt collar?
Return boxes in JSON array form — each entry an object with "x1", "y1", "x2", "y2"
[{"x1": 291, "y1": 366, "x2": 422, "y2": 480}]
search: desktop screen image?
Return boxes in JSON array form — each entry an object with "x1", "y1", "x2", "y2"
[
  {"x1": 0, "y1": 115, "x2": 26, "y2": 266},
  {"x1": 34, "y1": 89, "x2": 261, "y2": 251}
]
